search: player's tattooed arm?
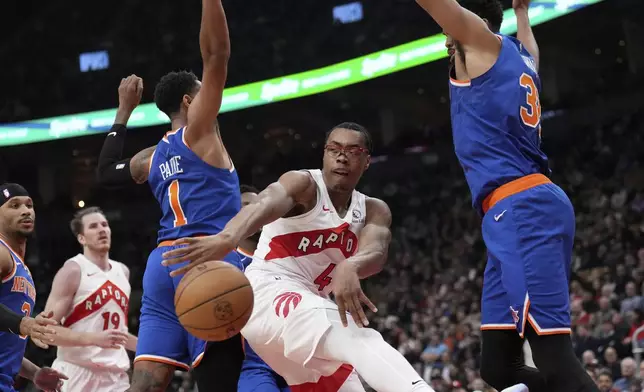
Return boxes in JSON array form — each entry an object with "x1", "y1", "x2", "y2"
[
  {"x1": 127, "y1": 362, "x2": 175, "y2": 392},
  {"x1": 129, "y1": 146, "x2": 156, "y2": 184},
  {"x1": 513, "y1": 0, "x2": 539, "y2": 70},
  {"x1": 414, "y1": 0, "x2": 500, "y2": 54},
  {"x1": 162, "y1": 170, "x2": 317, "y2": 275},
  {"x1": 345, "y1": 197, "x2": 392, "y2": 279}
]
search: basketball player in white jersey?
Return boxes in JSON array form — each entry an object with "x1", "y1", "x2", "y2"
[
  {"x1": 163, "y1": 123, "x2": 434, "y2": 392},
  {"x1": 44, "y1": 207, "x2": 137, "y2": 392}
]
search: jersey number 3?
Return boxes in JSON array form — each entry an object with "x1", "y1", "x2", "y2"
[
  {"x1": 168, "y1": 179, "x2": 187, "y2": 227},
  {"x1": 519, "y1": 73, "x2": 542, "y2": 129},
  {"x1": 19, "y1": 302, "x2": 31, "y2": 339}
]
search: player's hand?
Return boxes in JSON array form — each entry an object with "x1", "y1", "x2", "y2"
[
  {"x1": 162, "y1": 234, "x2": 236, "y2": 277},
  {"x1": 93, "y1": 330, "x2": 129, "y2": 349},
  {"x1": 118, "y1": 74, "x2": 144, "y2": 112},
  {"x1": 33, "y1": 367, "x2": 68, "y2": 392},
  {"x1": 512, "y1": 0, "x2": 531, "y2": 11},
  {"x1": 19, "y1": 311, "x2": 57, "y2": 349},
  {"x1": 330, "y1": 261, "x2": 377, "y2": 328}
]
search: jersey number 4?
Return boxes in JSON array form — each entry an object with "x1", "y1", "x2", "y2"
[
  {"x1": 168, "y1": 179, "x2": 187, "y2": 227},
  {"x1": 519, "y1": 73, "x2": 542, "y2": 132},
  {"x1": 314, "y1": 264, "x2": 337, "y2": 291}
]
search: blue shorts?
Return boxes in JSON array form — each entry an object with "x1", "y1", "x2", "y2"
[
  {"x1": 238, "y1": 339, "x2": 289, "y2": 392},
  {"x1": 135, "y1": 244, "x2": 244, "y2": 370},
  {"x1": 480, "y1": 178, "x2": 574, "y2": 338}
]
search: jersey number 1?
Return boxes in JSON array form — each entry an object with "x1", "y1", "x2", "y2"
[
  {"x1": 519, "y1": 73, "x2": 542, "y2": 131},
  {"x1": 168, "y1": 179, "x2": 187, "y2": 227}
]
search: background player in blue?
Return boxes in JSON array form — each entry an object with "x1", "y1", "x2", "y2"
[
  {"x1": 237, "y1": 185, "x2": 289, "y2": 392},
  {"x1": 414, "y1": 0, "x2": 598, "y2": 391},
  {"x1": 96, "y1": 1, "x2": 245, "y2": 391},
  {"x1": 0, "y1": 183, "x2": 68, "y2": 392}
]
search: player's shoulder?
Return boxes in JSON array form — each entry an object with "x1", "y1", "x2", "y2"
[
  {"x1": 279, "y1": 170, "x2": 317, "y2": 191},
  {"x1": 59, "y1": 258, "x2": 82, "y2": 276},
  {"x1": 111, "y1": 260, "x2": 130, "y2": 279},
  {"x1": 364, "y1": 197, "x2": 391, "y2": 222},
  {"x1": 0, "y1": 244, "x2": 14, "y2": 274}
]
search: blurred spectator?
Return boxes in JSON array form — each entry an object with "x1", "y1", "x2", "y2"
[
  {"x1": 613, "y1": 357, "x2": 638, "y2": 391},
  {"x1": 597, "y1": 369, "x2": 617, "y2": 392}
]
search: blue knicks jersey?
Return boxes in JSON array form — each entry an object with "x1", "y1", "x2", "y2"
[
  {"x1": 0, "y1": 239, "x2": 36, "y2": 392},
  {"x1": 148, "y1": 128, "x2": 242, "y2": 243},
  {"x1": 449, "y1": 35, "x2": 550, "y2": 214}
]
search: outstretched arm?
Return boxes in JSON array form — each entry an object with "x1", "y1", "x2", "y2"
[
  {"x1": 346, "y1": 197, "x2": 392, "y2": 279},
  {"x1": 162, "y1": 171, "x2": 317, "y2": 276},
  {"x1": 331, "y1": 198, "x2": 391, "y2": 328},
  {"x1": 185, "y1": 0, "x2": 230, "y2": 147},
  {"x1": 20, "y1": 359, "x2": 68, "y2": 391},
  {"x1": 513, "y1": 0, "x2": 539, "y2": 70},
  {"x1": 415, "y1": 0, "x2": 500, "y2": 53},
  {"x1": 96, "y1": 75, "x2": 154, "y2": 187}
]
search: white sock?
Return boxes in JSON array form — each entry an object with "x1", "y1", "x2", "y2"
[
  {"x1": 501, "y1": 383, "x2": 528, "y2": 392},
  {"x1": 313, "y1": 310, "x2": 435, "y2": 392}
]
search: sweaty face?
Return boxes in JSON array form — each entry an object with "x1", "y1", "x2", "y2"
[
  {"x1": 322, "y1": 128, "x2": 370, "y2": 192},
  {"x1": 0, "y1": 197, "x2": 35, "y2": 238},
  {"x1": 78, "y1": 213, "x2": 111, "y2": 253}
]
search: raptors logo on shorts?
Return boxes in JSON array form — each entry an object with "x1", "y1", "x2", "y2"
[{"x1": 273, "y1": 292, "x2": 302, "y2": 318}]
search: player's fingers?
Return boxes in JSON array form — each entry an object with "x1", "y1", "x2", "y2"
[
  {"x1": 336, "y1": 297, "x2": 349, "y2": 327},
  {"x1": 349, "y1": 293, "x2": 367, "y2": 327},
  {"x1": 172, "y1": 237, "x2": 197, "y2": 246},
  {"x1": 161, "y1": 248, "x2": 190, "y2": 264},
  {"x1": 359, "y1": 291, "x2": 378, "y2": 313},
  {"x1": 169, "y1": 262, "x2": 196, "y2": 277},
  {"x1": 32, "y1": 338, "x2": 49, "y2": 349}
]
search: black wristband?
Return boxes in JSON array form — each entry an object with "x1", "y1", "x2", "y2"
[
  {"x1": 97, "y1": 124, "x2": 133, "y2": 187},
  {"x1": 0, "y1": 303, "x2": 23, "y2": 334}
]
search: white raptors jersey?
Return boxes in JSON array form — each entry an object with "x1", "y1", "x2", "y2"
[
  {"x1": 57, "y1": 254, "x2": 131, "y2": 371},
  {"x1": 247, "y1": 169, "x2": 367, "y2": 296}
]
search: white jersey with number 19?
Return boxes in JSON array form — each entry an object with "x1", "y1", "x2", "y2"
[{"x1": 57, "y1": 254, "x2": 131, "y2": 371}]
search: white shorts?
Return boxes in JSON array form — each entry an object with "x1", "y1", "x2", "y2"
[
  {"x1": 50, "y1": 359, "x2": 129, "y2": 392},
  {"x1": 242, "y1": 269, "x2": 363, "y2": 390}
]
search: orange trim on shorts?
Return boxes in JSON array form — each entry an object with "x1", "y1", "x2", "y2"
[
  {"x1": 482, "y1": 173, "x2": 551, "y2": 214},
  {"x1": 157, "y1": 234, "x2": 207, "y2": 248},
  {"x1": 134, "y1": 355, "x2": 190, "y2": 371}
]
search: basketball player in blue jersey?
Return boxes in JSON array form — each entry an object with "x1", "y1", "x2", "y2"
[
  {"x1": 414, "y1": 0, "x2": 598, "y2": 391},
  {"x1": 0, "y1": 183, "x2": 68, "y2": 392},
  {"x1": 416, "y1": 0, "x2": 597, "y2": 392},
  {"x1": 236, "y1": 185, "x2": 290, "y2": 392},
  {"x1": 96, "y1": 1, "x2": 244, "y2": 391}
]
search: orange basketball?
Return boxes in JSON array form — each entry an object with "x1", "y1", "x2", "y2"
[{"x1": 174, "y1": 261, "x2": 254, "y2": 341}]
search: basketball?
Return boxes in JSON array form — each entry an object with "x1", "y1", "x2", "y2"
[{"x1": 174, "y1": 261, "x2": 254, "y2": 342}]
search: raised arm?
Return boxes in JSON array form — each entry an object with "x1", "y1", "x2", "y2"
[
  {"x1": 185, "y1": 0, "x2": 230, "y2": 148},
  {"x1": 346, "y1": 197, "x2": 392, "y2": 279},
  {"x1": 96, "y1": 75, "x2": 154, "y2": 187},
  {"x1": 162, "y1": 170, "x2": 317, "y2": 276},
  {"x1": 415, "y1": 0, "x2": 500, "y2": 53},
  {"x1": 44, "y1": 261, "x2": 128, "y2": 349},
  {"x1": 513, "y1": 0, "x2": 539, "y2": 70}
]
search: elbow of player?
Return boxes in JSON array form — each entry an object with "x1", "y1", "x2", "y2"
[{"x1": 201, "y1": 47, "x2": 231, "y2": 65}]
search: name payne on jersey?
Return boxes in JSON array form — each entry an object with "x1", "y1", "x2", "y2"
[
  {"x1": 159, "y1": 156, "x2": 184, "y2": 181},
  {"x1": 11, "y1": 276, "x2": 36, "y2": 302}
]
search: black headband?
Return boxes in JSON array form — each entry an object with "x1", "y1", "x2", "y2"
[{"x1": 0, "y1": 183, "x2": 30, "y2": 206}]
